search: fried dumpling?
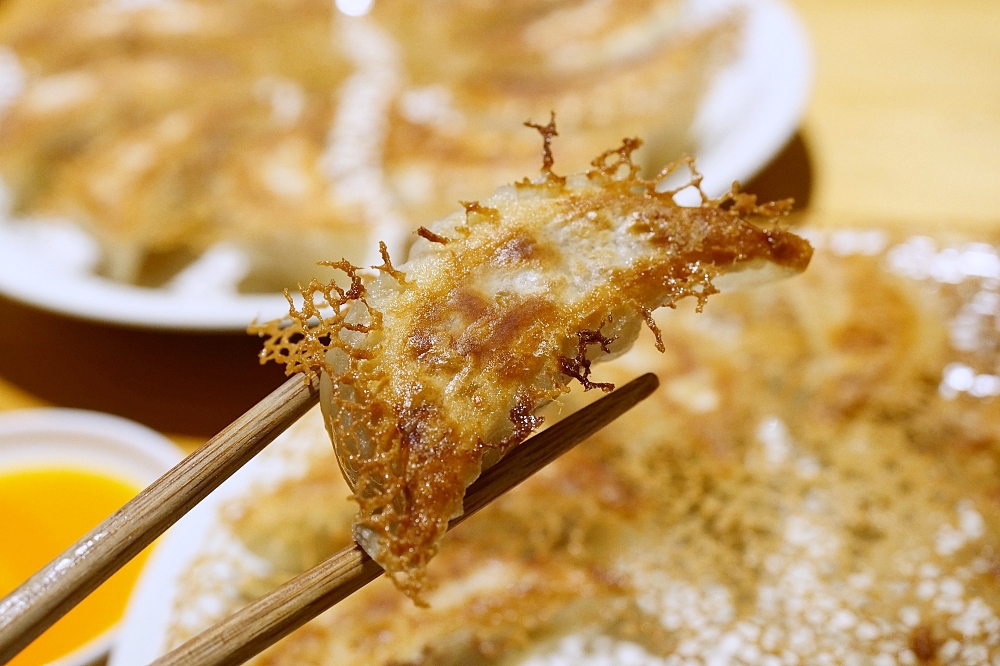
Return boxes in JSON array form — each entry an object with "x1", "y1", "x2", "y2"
[{"x1": 254, "y1": 124, "x2": 812, "y2": 599}]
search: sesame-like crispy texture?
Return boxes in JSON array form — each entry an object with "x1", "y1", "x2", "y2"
[{"x1": 251, "y1": 122, "x2": 812, "y2": 600}]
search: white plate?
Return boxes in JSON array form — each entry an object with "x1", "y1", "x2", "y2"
[
  {"x1": 109, "y1": 406, "x2": 330, "y2": 666},
  {"x1": 0, "y1": 0, "x2": 811, "y2": 332},
  {"x1": 687, "y1": 0, "x2": 811, "y2": 197},
  {"x1": 0, "y1": 408, "x2": 184, "y2": 666}
]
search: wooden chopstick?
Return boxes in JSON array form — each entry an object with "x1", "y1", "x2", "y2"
[
  {"x1": 0, "y1": 373, "x2": 321, "y2": 666},
  {"x1": 149, "y1": 372, "x2": 659, "y2": 666}
]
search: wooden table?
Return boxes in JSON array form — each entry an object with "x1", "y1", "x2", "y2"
[
  {"x1": 792, "y1": 0, "x2": 1000, "y2": 229},
  {"x1": 0, "y1": 0, "x2": 997, "y2": 453}
]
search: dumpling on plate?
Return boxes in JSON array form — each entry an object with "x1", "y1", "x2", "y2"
[
  {"x1": 0, "y1": 0, "x2": 736, "y2": 292},
  {"x1": 155, "y1": 223, "x2": 1000, "y2": 666}
]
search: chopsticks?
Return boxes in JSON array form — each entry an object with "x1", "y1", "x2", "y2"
[
  {"x1": 0, "y1": 372, "x2": 658, "y2": 666},
  {"x1": 0, "y1": 373, "x2": 321, "y2": 665},
  {"x1": 150, "y1": 372, "x2": 658, "y2": 666}
]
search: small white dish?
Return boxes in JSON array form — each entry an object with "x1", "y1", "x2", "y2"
[
  {"x1": 0, "y1": 408, "x2": 184, "y2": 666},
  {"x1": 0, "y1": 0, "x2": 811, "y2": 332}
]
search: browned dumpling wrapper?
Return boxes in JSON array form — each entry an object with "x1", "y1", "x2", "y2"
[{"x1": 254, "y1": 126, "x2": 812, "y2": 599}]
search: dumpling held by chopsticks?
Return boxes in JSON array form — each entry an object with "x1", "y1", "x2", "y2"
[{"x1": 253, "y1": 119, "x2": 812, "y2": 601}]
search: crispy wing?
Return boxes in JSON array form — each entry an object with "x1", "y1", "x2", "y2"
[{"x1": 254, "y1": 125, "x2": 812, "y2": 599}]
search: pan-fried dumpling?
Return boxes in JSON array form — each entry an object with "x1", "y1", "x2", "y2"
[{"x1": 254, "y1": 126, "x2": 812, "y2": 599}]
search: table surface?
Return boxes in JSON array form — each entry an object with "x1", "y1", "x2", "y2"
[{"x1": 0, "y1": 0, "x2": 997, "y2": 453}]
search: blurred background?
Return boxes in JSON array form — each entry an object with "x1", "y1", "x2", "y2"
[{"x1": 0, "y1": 0, "x2": 995, "y2": 440}]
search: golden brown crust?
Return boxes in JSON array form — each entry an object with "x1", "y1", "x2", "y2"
[{"x1": 253, "y1": 131, "x2": 811, "y2": 599}]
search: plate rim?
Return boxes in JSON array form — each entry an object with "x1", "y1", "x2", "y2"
[{"x1": 108, "y1": 405, "x2": 329, "y2": 666}]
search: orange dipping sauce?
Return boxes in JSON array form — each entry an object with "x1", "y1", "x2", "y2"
[{"x1": 0, "y1": 467, "x2": 149, "y2": 666}]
